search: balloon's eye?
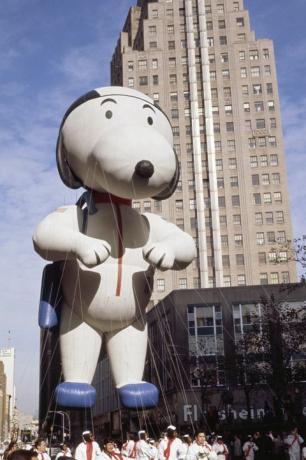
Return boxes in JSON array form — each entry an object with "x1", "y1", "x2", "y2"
[
  {"x1": 147, "y1": 116, "x2": 153, "y2": 125},
  {"x1": 105, "y1": 110, "x2": 113, "y2": 119}
]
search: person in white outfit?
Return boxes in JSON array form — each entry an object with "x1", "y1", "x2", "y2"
[
  {"x1": 55, "y1": 443, "x2": 72, "y2": 460},
  {"x1": 75, "y1": 431, "x2": 102, "y2": 460},
  {"x1": 99, "y1": 440, "x2": 116, "y2": 460},
  {"x1": 122, "y1": 434, "x2": 137, "y2": 459},
  {"x1": 190, "y1": 432, "x2": 214, "y2": 460},
  {"x1": 158, "y1": 426, "x2": 183, "y2": 460},
  {"x1": 148, "y1": 440, "x2": 158, "y2": 460},
  {"x1": 242, "y1": 436, "x2": 258, "y2": 460},
  {"x1": 34, "y1": 439, "x2": 51, "y2": 460},
  {"x1": 178, "y1": 435, "x2": 193, "y2": 460},
  {"x1": 211, "y1": 437, "x2": 228, "y2": 460},
  {"x1": 136, "y1": 431, "x2": 154, "y2": 460},
  {"x1": 285, "y1": 428, "x2": 304, "y2": 460}
]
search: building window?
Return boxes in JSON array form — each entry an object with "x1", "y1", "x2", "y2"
[
  {"x1": 230, "y1": 176, "x2": 239, "y2": 187},
  {"x1": 169, "y1": 74, "x2": 177, "y2": 84},
  {"x1": 255, "y1": 101, "x2": 264, "y2": 112},
  {"x1": 260, "y1": 155, "x2": 268, "y2": 167},
  {"x1": 207, "y1": 21, "x2": 213, "y2": 30},
  {"x1": 250, "y1": 156, "x2": 258, "y2": 168},
  {"x1": 139, "y1": 76, "x2": 148, "y2": 86},
  {"x1": 237, "y1": 33, "x2": 246, "y2": 41},
  {"x1": 270, "y1": 273, "x2": 279, "y2": 284},
  {"x1": 268, "y1": 136, "x2": 277, "y2": 147},
  {"x1": 154, "y1": 201, "x2": 162, "y2": 212},
  {"x1": 263, "y1": 48, "x2": 270, "y2": 59},
  {"x1": 227, "y1": 139, "x2": 236, "y2": 151},
  {"x1": 221, "y1": 53, "x2": 229, "y2": 63},
  {"x1": 153, "y1": 75, "x2": 159, "y2": 85},
  {"x1": 252, "y1": 174, "x2": 260, "y2": 186},
  {"x1": 179, "y1": 278, "x2": 187, "y2": 289},
  {"x1": 176, "y1": 218, "x2": 184, "y2": 230},
  {"x1": 270, "y1": 118, "x2": 277, "y2": 129},
  {"x1": 263, "y1": 192, "x2": 272, "y2": 204},
  {"x1": 220, "y1": 215, "x2": 227, "y2": 226},
  {"x1": 217, "y1": 4, "x2": 225, "y2": 14},
  {"x1": 236, "y1": 254, "x2": 245, "y2": 266},
  {"x1": 229, "y1": 158, "x2": 237, "y2": 169},
  {"x1": 219, "y1": 36, "x2": 227, "y2": 46},
  {"x1": 210, "y1": 71, "x2": 216, "y2": 80},
  {"x1": 243, "y1": 102, "x2": 250, "y2": 112},
  {"x1": 276, "y1": 211, "x2": 284, "y2": 223},
  {"x1": 143, "y1": 201, "x2": 151, "y2": 212},
  {"x1": 132, "y1": 201, "x2": 140, "y2": 209},
  {"x1": 171, "y1": 109, "x2": 179, "y2": 119},
  {"x1": 236, "y1": 17, "x2": 244, "y2": 27},
  {"x1": 138, "y1": 60, "x2": 147, "y2": 71},
  {"x1": 128, "y1": 77, "x2": 134, "y2": 87},
  {"x1": 233, "y1": 2, "x2": 239, "y2": 12},
  {"x1": 149, "y1": 41, "x2": 157, "y2": 49},
  {"x1": 170, "y1": 91, "x2": 178, "y2": 102},
  {"x1": 256, "y1": 232, "x2": 265, "y2": 245},
  {"x1": 256, "y1": 119, "x2": 265, "y2": 129},
  {"x1": 264, "y1": 65, "x2": 271, "y2": 76},
  {"x1": 277, "y1": 231, "x2": 286, "y2": 243},
  {"x1": 240, "y1": 67, "x2": 247, "y2": 78},
  {"x1": 149, "y1": 25, "x2": 156, "y2": 35},
  {"x1": 255, "y1": 212, "x2": 263, "y2": 225},
  {"x1": 268, "y1": 100, "x2": 275, "y2": 111},
  {"x1": 260, "y1": 273, "x2": 268, "y2": 285},
  {"x1": 215, "y1": 140, "x2": 222, "y2": 151},
  {"x1": 207, "y1": 37, "x2": 214, "y2": 47},
  {"x1": 274, "y1": 192, "x2": 282, "y2": 203},
  {"x1": 224, "y1": 87, "x2": 231, "y2": 97},
  {"x1": 253, "y1": 84, "x2": 262, "y2": 95},
  {"x1": 265, "y1": 212, "x2": 274, "y2": 224},
  {"x1": 189, "y1": 199, "x2": 196, "y2": 210},
  {"x1": 128, "y1": 61, "x2": 134, "y2": 71},
  {"x1": 250, "y1": 49, "x2": 259, "y2": 60},
  {"x1": 281, "y1": 272, "x2": 290, "y2": 283},
  {"x1": 214, "y1": 123, "x2": 220, "y2": 133},
  {"x1": 152, "y1": 9, "x2": 158, "y2": 18},
  {"x1": 218, "y1": 20, "x2": 226, "y2": 29},
  {"x1": 251, "y1": 66, "x2": 260, "y2": 78},
  {"x1": 167, "y1": 8, "x2": 174, "y2": 16},
  {"x1": 234, "y1": 234, "x2": 243, "y2": 246},
  {"x1": 188, "y1": 304, "x2": 224, "y2": 357},
  {"x1": 237, "y1": 274, "x2": 246, "y2": 286},
  {"x1": 270, "y1": 154, "x2": 278, "y2": 166},
  {"x1": 239, "y1": 50, "x2": 245, "y2": 61},
  {"x1": 266, "y1": 83, "x2": 273, "y2": 94},
  {"x1": 249, "y1": 138, "x2": 256, "y2": 149},
  {"x1": 221, "y1": 235, "x2": 228, "y2": 246},
  {"x1": 217, "y1": 177, "x2": 224, "y2": 188},
  {"x1": 232, "y1": 195, "x2": 240, "y2": 207},
  {"x1": 167, "y1": 24, "x2": 174, "y2": 34},
  {"x1": 257, "y1": 137, "x2": 266, "y2": 148},
  {"x1": 168, "y1": 41, "x2": 175, "y2": 50},
  {"x1": 253, "y1": 193, "x2": 261, "y2": 205},
  {"x1": 193, "y1": 278, "x2": 200, "y2": 289},
  {"x1": 152, "y1": 58, "x2": 158, "y2": 69},
  {"x1": 233, "y1": 214, "x2": 241, "y2": 225},
  {"x1": 212, "y1": 106, "x2": 219, "y2": 114},
  {"x1": 221, "y1": 276, "x2": 230, "y2": 288},
  {"x1": 226, "y1": 122, "x2": 234, "y2": 132},
  {"x1": 242, "y1": 85, "x2": 249, "y2": 95},
  {"x1": 262, "y1": 173, "x2": 270, "y2": 185},
  {"x1": 272, "y1": 173, "x2": 280, "y2": 185},
  {"x1": 176, "y1": 200, "x2": 183, "y2": 210},
  {"x1": 209, "y1": 54, "x2": 216, "y2": 64},
  {"x1": 156, "y1": 279, "x2": 165, "y2": 292},
  {"x1": 267, "y1": 231, "x2": 275, "y2": 243}
]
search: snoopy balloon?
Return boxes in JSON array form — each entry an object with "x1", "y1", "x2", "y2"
[{"x1": 33, "y1": 86, "x2": 196, "y2": 409}]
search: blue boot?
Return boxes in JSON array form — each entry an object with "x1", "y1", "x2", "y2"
[
  {"x1": 118, "y1": 382, "x2": 159, "y2": 409},
  {"x1": 55, "y1": 382, "x2": 96, "y2": 408}
]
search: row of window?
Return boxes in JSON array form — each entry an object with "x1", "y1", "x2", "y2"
[
  {"x1": 248, "y1": 136, "x2": 277, "y2": 149},
  {"x1": 132, "y1": 201, "x2": 162, "y2": 212},
  {"x1": 150, "y1": 2, "x2": 236, "y2": 20},
  {"x1": 250, "y1": 154, "x2": 278, "y2": 167},
  {"x1": 252, "y1": 173, "x2": 280, "y2": 185},
  {"x1": 258, "y1": 251, "x2": 288, "y2": 264},
  {"x1": 253, "y1": 191, "x2": 283, "y2": 205},
  {"x1": 256, "y1": 228, "x2": 286, "y2": 244}
]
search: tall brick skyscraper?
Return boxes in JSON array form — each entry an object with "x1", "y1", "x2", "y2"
[{"x1": 111, "y1": 0, "x2": 297, "y2": 302}]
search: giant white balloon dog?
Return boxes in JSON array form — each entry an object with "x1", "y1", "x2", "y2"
[{"x1": 33, "y1": 87, "x2": 196, "y2": 409}]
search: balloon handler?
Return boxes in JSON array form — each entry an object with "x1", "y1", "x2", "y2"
[{"x1": 33, "y1": 87, "x2": 196, "y2": 409}]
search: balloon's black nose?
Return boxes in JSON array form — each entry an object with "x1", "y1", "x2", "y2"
[{"x1": 135, "y1": 160, "x2": 154, "y2": 179}]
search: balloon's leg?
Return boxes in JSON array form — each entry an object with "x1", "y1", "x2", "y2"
[
  {"x1": 106, "y1": 319, "x2": 159, "y2": 409},
  {"x1": 55, "y1": 303, "x2": 102, "y2": 408}
]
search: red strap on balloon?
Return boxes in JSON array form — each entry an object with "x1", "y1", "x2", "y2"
[
  {"x1": 86, "y1": 442, "x2": 93, "y2": 460},
  {"x1": 94, "y1": 191, "x2": 132, "y2": 206},
  {"x1": 164, "y1": 439, "x2": 174, "y2": 460}
]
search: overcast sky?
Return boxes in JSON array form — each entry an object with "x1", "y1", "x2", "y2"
[{"x1": 0, "y1": 0, "x2": 305, "y2": 415}]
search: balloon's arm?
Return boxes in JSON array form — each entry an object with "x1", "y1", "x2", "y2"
[
  {"x1": 33, "y1": 205, "x2": 111, "y2": 267},
  {"x1": 142, "y1": 212, "x2": 196, "y2": 270}
]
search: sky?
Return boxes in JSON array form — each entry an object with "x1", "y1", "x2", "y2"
[{"x1": 0, "y1": 0, "x2": 305, "y2": 416}]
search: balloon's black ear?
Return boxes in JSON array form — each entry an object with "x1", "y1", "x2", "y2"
[
  {"x1": 56, "y1": 132, "x2": 82, "y2": 189},
  {"x1": 152, "y1": 150, "x2": 180, "y2": 201}
]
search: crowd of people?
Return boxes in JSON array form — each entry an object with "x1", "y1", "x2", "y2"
[{"x1": 1, "y1": 425, "x2": 306, "y2": 460}]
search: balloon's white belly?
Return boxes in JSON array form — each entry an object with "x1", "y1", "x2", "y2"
[{"x1": 62, "y1": 252, "x2": 153, "y2": 332}]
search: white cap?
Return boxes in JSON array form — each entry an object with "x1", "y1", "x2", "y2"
[
  {"x1": 82, "y1": 431, "x2": 91, "y2": 436},
  {"x1": 167, "y1": 425, "x2": 176, "y2": 431},
  {"x1": 138, "y1": 430, "x2": 146, "y2": 436}
]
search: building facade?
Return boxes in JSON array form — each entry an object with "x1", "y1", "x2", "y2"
[
  {"x1": 92, "y1": 283, "x2": 306, "y2": 435},
  {"x1": 111, "y1": 0, "x2": 297, "y2": 302},
  {"x1": 0, "y1": 348, "x2": 15, "y2": 437},
  {"x1": 0, "y1": 361, "x2": 7, "y2": 441}
]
